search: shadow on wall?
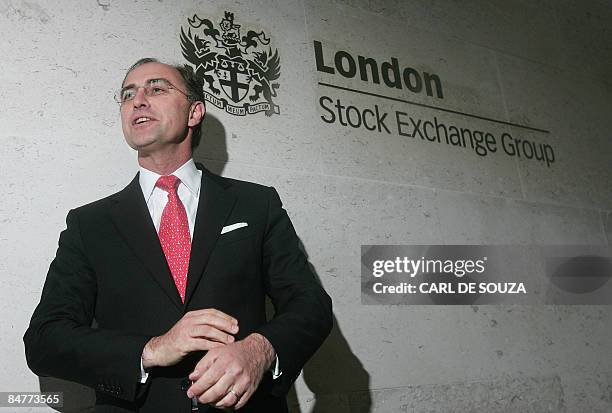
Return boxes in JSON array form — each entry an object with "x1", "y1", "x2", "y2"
[
  {"x1": 284, "y1": 251, "x2": 372, "y2": 412},
  {"x1": 193, "y1": 112, "x2": 228, "y2": 175},
  {"x1": 34, "y1": 112, "x2": 372, "y2": 412},
  {"x1": 286, "y1": 313, "x2": 373, "y2": 413}
]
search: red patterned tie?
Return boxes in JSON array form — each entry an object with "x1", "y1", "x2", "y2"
[{"x1": 156, "y1": 175, "x2": 191, "y2": 303}]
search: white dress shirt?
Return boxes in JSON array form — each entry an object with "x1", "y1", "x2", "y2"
[
  {"x1": 137, "y1": 159, "x2": 280, "y2": 383},
  {"x1": 139, "y1": 158, "x2": 202, "y2": 239}
]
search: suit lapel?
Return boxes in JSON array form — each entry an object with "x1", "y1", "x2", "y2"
[
  {"x1": 109, "y1": 174, "x2": 184, "y2": 312},
  {"x1": 184, "y1": 166, "x2": 237, "y2": 307}
]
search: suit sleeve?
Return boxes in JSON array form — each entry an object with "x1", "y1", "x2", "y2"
[
  {"x1": 255, "y1": 187, "x2": 333, "y2": 396},
  {"x1": 23, "y1": 209, "x2": 152, "y2": 402}
]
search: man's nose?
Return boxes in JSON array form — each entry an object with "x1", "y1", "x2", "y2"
[{"x1": 132, "y1": 87, "x2": 150, "y2": 108}]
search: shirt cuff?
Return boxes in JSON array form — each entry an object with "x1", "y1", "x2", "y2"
[
  {"x1": 139, "y1": 357, "x2": 149, "y2": 383},
  {"x1": 271, "y1": 354, "x2": 282, "y2": 379}
]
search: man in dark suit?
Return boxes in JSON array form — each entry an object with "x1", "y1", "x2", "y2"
[{"x1": 24, "y1": 58, "x2": 333, "y2": 412}]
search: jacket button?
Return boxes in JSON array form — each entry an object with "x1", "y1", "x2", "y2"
[{"x1": 180, "y1": 378, "x2": 191, "y2": 391}]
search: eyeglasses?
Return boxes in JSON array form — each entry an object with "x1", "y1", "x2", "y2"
[{"x1": 114, "y1": 78, "x2": 190, "y2": 104}]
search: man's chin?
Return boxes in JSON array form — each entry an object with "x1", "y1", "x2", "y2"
[
  {"x1": 125, "y1": 136, "x2": 156, "y2": 152},
  {"x1": 124, "y1": 134, "x2": 190, "y2": 156}
]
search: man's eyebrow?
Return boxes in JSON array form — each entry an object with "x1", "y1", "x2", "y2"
[{"x1": 121, "y1": 78, "x2": 169, "y2": 90}]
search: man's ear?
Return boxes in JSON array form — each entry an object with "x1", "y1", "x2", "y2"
[{"x1": 188, "y1": 101, "x2": 205, "y2": 127}]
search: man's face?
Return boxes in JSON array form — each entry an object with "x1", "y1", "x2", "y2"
[{"x1": 120, "y1": 62, "x2": 194, "y2": 154}]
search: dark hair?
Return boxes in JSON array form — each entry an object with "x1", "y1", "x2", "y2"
[{"x1": 122, "y1": 57, "x2": 205, "y2": 148}]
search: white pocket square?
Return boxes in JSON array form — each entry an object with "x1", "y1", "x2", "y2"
[{"x1": 221, "y1": 222, "x2": 248, "y2": 234}]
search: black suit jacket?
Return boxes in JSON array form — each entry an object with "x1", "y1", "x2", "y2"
[{"x1": 24, "y1": 164, "x2": 333, "y2": 412}]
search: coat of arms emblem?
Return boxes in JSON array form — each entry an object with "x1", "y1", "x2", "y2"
[{"x1": 180, "y1": 11, "x2": 281, "y2": 116}]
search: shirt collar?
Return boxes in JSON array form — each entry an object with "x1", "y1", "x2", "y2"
[{"x1": 139, "y1": 158, "x2": 201, "y2": 202}]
